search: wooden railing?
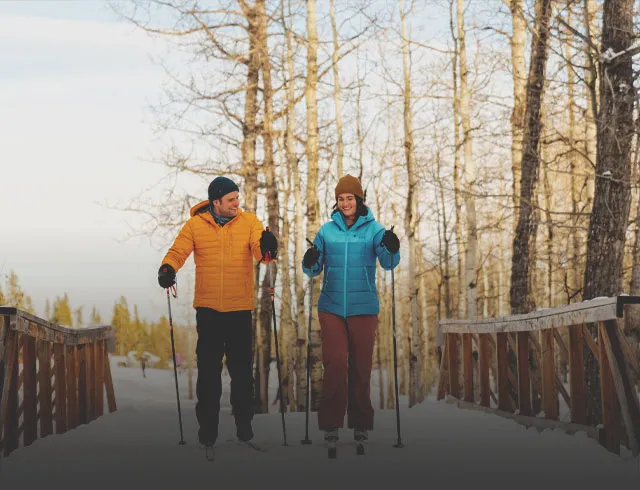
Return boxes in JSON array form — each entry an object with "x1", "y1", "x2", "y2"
[
  {"x1": 436, "y1": 296, "x2": 640, "y2": 456},
  {"x1": 0, "y1": 307, "x2": 117, "y2": 457}
]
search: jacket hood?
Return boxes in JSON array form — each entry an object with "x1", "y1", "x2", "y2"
[
  {"x1": 190, "y1": 200, "x2": 244, "y2": 224},
  {"x1": 190, "y1": 200, "x2": 211, "y2": 217},
  {"x1": 331, "y1": 207, "x2": 375, "y2": 231}
]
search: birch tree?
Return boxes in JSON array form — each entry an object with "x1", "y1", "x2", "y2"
[{"x1": 510, "y1": 0, "x2": 553, "y2": 314}]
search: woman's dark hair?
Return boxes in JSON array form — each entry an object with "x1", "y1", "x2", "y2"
[{"x1": 332, "y1": 195, "x2": 368, "y2": 218}]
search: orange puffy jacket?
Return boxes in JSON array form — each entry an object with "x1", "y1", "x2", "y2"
[{"x1": 161, "y1": 200, "x2": 265, "y2": 312}]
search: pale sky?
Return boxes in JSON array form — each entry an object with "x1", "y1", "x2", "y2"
[{"x1": 0, "y1": 2, "x2": 197, "y2": 324}]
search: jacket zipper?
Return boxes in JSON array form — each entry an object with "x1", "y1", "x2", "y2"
[
  {"x1": 220, "y1": 225, "x2": 225, "y2": 309},
  {"x1": 343, "y1": 234, "x2": 349, "y2": 318}
]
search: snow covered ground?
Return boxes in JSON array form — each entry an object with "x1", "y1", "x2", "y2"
[{"x1": 0, "y1": 357, "x2": 638, "y2": 490}]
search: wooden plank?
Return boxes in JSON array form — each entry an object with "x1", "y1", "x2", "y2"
[
  {"x1": 598, "y1": 322, "x2": 620, "y2": 454},
  {"x1": 436, "y1": 339, "x2": 449, "y2": 400},
  {"x1": 66, "y1": 345, "x2": 78, "y2": 430},
  {"x1": 78, "y1": 345, "x2": 87, "y2": 425},
  {"x1": 615, "y1": 324, "x2": 640, "y2": 377},
  {"x1": 447, "y1": 334, "x2": 460, "y2": 399},
  {"x1": 553, "y1": 329, "x2": 569, "y2": 360},
  {"x1": 104, "y1": 344, "x2": 117, "y2": 413},
  {"x1": 479, "y1": 333, "x2": 490, "y2": 407},
  {"x1": 87, "y1": 343, "x2": 95, "y2": 422},
  {"x1": 0, "y1": 331, "x2": 19, "y2": 456},
  {"x1": 496, "y1": 333, "x2": 510, "y2": 411},
  {"x1": 568, "y1": 324, "x2": 586, "y2": 425},
  {"x1": 582, "y1": 325, "x2": 600, "y2": 362},
  {"x1": 53, "y1": 343, "x2": 67, "y2": 434},
  {"x1": 516, "y1": 331, "x2": 531, "y2": 416},
  {"x1": 462, "y1": 333, "x2": 473, "y2": 403},
  {"x1": 440, "y1": 297, "x2": 622, "y2": 334},
  {"x1": 0, "y1": 308, "x2": 115, "y2": 346},
  {"x1": 541, "y1": 329, "x2": 558, "y2": 419},
  {"x1": 22, "y1": 335, "x2": 37, "y2": 446},
  {"x1": 601, "y1": 320, "x2": 640, "y2": 455},
  {"x1": 37, "y1": 341, "x2": 53, "y2": 438},
  {"x1": 95, "y1": 341, "x2": 105, "y2": 417}
]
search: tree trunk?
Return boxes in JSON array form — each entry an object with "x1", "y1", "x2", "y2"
[
  {"x1": 240, "y1": 1, "x2": 260, "y2": 213},
  {"x1": 305, "y1": 0, "x2": 323, "y2": 410},
  {"x1": 510, "y1": 0, "x2": 553, "y2": 315},
  {"x1": 449, "y1": 0, "x2": 465, "y2": 319},
  {"x1": 255, "y1": 0, "x2": 279, "y2": 413},
  {"x1": 399, "y1": 0, "x2": 424, "y2": 407},
  {"x1": 329, "y1": 0, "x2": 344, "y2": 178},
  {"x1": 582, "y1": 0, "x2": 635, "y2": 424},
  {"x1": 456, "y1": 0, "x2": 477, "y2": 323},
  {"x1": 510, "y1": 0, "x2": 527, "y2": 213}
]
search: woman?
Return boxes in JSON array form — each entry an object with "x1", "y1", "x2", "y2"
[{"x1": 302, "y1": 174, "x2": 400, "y2": 446}]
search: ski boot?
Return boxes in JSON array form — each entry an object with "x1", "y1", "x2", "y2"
[
  {"x1": 325, "y1": 428, "x2": 339, "y2": 459},
  {"x1": 354, "y1": 429, "x2": 367, "y2": 455}
]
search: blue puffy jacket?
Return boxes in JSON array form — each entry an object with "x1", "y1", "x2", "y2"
[{"x1": 302, "y1": 208, "x2": 400, "y2": 318}]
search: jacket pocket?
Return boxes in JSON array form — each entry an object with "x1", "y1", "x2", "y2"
[
  {"x1": 363, "y1": 267, "x2": 373, "y2": 292},
  {"x1": 323, "y1": 266, "x2": 331, "y2": 290}
]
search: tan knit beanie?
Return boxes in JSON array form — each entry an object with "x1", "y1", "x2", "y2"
[{"x1": 334, "y1": 174, "x2": 364, "y2": 200}]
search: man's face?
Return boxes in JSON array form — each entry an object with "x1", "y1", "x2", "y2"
[{"x1": 213, "y1": 191, "x2": 240, "y2": 218}]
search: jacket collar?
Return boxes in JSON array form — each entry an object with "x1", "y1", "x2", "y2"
[
  {"x1": 190, "y1": 200, "x2": 243, "y2": 227},
  {"x1": 331, "y1": 208, "x2": 374, "y2": 232}
]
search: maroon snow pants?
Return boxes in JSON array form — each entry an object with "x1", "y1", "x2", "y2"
[{"x1": 317, "y1": 312, "x2": 377, "y2": 431}]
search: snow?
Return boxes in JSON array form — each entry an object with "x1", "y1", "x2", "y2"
[{"x1": 0, "y1": 358, "x2": 638, "y2": 490}]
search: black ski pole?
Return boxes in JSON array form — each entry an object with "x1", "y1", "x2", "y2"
[
  {"x1": 390, "y1": 260, "x2": 403, "y2": 448},
  {"x1": 166, "y1": 286, "x2": 186, "y2": 445},
  {"x1": 265, "y1": 236, "x2": 288, "y2": 446},
  {"x1": 382, "y1": 227, "x2": 403, "y2": 448},
  {"x1": 301, "y1": 274, "x2": 314, "y2": 445}
]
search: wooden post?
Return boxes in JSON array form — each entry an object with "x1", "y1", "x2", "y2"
[
  {"x1": 53, "y1": 343, "x2": 67, "y2": 434},
  {"x1": 540, "y1": 329, "x2": 558, "y2": 419},
  {"x1": 479, "y1": 333, "x2": 490, "y2": 407},
  {"x1": 22, "y1": 335, "x2": 38, "y2": 446},
  {"x1": 462, "y1": 333, "x2": 473, "y2": 402},
  {"x1": 78, "y1": 345, "x2": 87, "y2": 425},
  {"x1": 568, "y1": 324, "x2": 586, "y2": 424},
  {"x1": 447, "y1": 333, "x2": 460, "y2": 399},
  {"x1": 516, "y1": 331, "x2": 531, "y2": 416},
  {"x1": 95, "y1": 341, "x2": 105, "y2": 417},
  {"x1": 496, "y1": 332, "x2": 510, "y2": 411},
  {"x1": 598, "y1": 322, "x2": 620, "y2": 454},
  {"x1": 436, "y1": 339, "x2": 449, "y2": 400},
  {"x1": 601, "y1": 320, "x2": 640, "y2": 455},
  {"x1": 87, "y1": 343, "x2": 95, "y2": 422},
  {"x1": 37, "y1": 341, "x2": 53, "y2": 438},
  {"x1": 104, "y1": 344, "x2": 117, "y2": 413},
  {"x1": 0, "y1": 331, "x2": 19, "y2": 456},
  {"x1": 66, "y1": 345, "x2": 78, "y2": 430}
]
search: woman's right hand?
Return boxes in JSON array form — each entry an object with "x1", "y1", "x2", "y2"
[{"x1": 303, "y1": 246, "x2": 321, "y2": 268}]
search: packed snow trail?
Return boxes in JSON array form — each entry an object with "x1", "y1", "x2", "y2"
[{"x1": 0, "y1": 360, "x2": 637, "y2": 490}]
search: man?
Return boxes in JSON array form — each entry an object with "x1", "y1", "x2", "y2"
[{"x1": 157, "y1": 176, "x2": 277, "y2": 450}]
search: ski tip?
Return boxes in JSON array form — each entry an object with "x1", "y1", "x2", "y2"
[{"x1": 205, "y1": 446, "x2": 215, "y2": 462}]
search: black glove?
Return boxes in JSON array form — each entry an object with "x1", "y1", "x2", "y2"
[
  {"x1": 260, "y1": 229, "x2": 278, "y2": 260},
  {"x1": 158, "y1": 264, "x2": 176, "y2": 289},
  {"x1": 303, "y1": 246, "x2": 321, "y2": 268},
  {"x1": 381, "y1": 227, "x2": 400, "y2": 254}
]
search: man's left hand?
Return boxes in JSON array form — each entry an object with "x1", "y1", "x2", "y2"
[{"x1": 260, "y1": 229, "x2": 278, "y2": 260}]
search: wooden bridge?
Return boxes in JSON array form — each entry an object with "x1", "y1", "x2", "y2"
[
  {"x1": 0, "y1": 307, "x2": 116, "y2": 457},
  {"x1": 437, "y1": 295, "x2": 640, "y2": 456},
  {"x1": 0, "y1": 302, "x2": 638, "y2": 487}
]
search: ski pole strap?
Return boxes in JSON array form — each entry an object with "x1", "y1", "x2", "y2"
[{"x1": 169, "y1": 284, "x2": 177, "y2": 298}]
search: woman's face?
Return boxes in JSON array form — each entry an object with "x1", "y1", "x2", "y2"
[{"x1": 337, "y1": 193, "x2": 357, "y2": 220}]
